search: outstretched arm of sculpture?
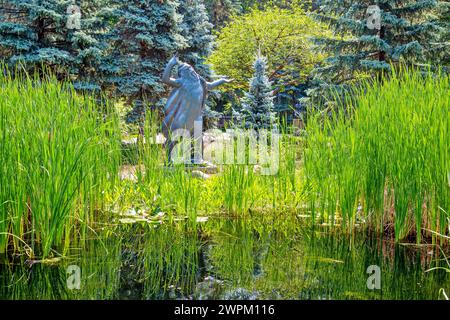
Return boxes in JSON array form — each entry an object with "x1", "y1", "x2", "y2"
[
  {"x1": 207, "y1": 77, "x2": 233, "y2": 90},
  {"x1": 162, "y1": 55, "x2": 181, "y2": 88}
]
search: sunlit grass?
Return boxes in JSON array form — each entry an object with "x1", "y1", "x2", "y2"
[
  {"x1": 0, "y1": 70, "x2": 121, "y2": 258},
  {"x1": 304, "y1": 69, "x2": 449, "y2": 241}
]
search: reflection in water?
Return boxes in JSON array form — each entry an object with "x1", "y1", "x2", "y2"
[{"x1": 0, "y1": 218, "x2": 448, "y2": 300}]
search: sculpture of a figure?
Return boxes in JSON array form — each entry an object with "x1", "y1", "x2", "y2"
[{"x1": 162, "y1": 55, "x2": 231, "y2": 164}]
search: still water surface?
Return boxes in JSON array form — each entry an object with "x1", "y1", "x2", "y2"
[{"x1": 1, "y1": 217, "x2": 448, "y2": 300}]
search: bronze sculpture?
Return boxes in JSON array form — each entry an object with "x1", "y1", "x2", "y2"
[{"x1": 162, "y1": 55, "x2": 231, "y2": 164}]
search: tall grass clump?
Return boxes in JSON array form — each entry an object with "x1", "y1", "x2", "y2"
[
  {"x1": 135, "y1": 111, "x2": 202, "y2": 220},
  {"x1": 305, "y1": 69, "x2": 449, "y2": 242},
  {"x1": 0, "y1": 71, "x2": 121, "y2": 257}
]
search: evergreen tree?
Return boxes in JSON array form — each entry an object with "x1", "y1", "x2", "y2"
[
  {"x1": 239, "y1": 54, "x2": 276, "y2": 129},
  {"x1": 434, "y1": 1, "x2": 449, "y2": 66},
  {"x1": 306, "y1": 0, "x2": 447, "y2": 107},
  {"x1": 102, "y1": 0, "x2": 186, "y2": 123},
  {"x1": 178, "y1": 0, "x2": 214, "y2": 77},
  {"x1": 0, "y1": 0, "x2": 107, "y2": 92},
  {"x1": 75, "y1": 0, "x2": 117, "y2": 92}
]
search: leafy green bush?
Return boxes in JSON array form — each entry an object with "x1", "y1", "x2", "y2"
[{"x1": 207, "y1": 6, "x2": 330, "y2": 91}]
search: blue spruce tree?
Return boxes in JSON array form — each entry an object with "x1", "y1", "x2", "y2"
[
  {"x1": 178, "y1": 0, "x2": 214, "y2": 77},
  {"x1": 102, "y1": 0, "x2": 186, "y2": 124},
  {"x1": 0, "y1": 0, "x2": 107, "y2": 92},
  {"x1": 73, "y1": 0, "x2": 116, "y2": 92},
  {"x1": 306, "y1": 0, "x2": 447, "y2": 107},
  {"x1": 240, "y1": 54, "x2": 276, "y2": 129}
]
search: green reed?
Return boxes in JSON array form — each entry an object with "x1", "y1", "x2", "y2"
[
  {"x1": 304, "y1": 69, "x2": 450, "y2": 241},
  {"x1": 202, "y1": 123, "x2": 302, "y2": 216},
  {"x1": 0, "y1": 71, "x2": 121, "y2": 257},
  {"x1": 130, "y1": 112, "x2": 200, "y2": 220}
]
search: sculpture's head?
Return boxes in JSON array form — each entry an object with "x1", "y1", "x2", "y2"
[{"x1": 178, "y1": 63, "x2": 199, "y2": 81}]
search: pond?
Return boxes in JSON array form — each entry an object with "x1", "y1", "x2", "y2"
[{"x1": 1, "y1": 216, "x2": 448, "y2": 300}]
